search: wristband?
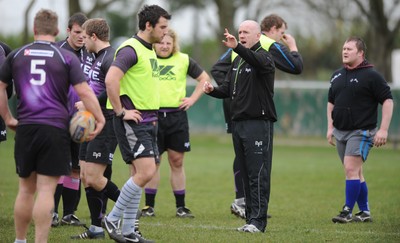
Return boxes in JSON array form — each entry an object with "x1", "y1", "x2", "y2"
[{"x1": 116, "y1": 109, "x2": 125, "y2": 118}]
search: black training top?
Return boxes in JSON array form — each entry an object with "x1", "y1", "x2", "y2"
[
  {"x1": 208, "y1": 42, "x2": 276, "y2": 122},
  {"x1": 211, "y1": 34, "x2": 303, "y2": 86},
  {"x1": 328, "y1": 60, "x2": 393, "y2": 130}
]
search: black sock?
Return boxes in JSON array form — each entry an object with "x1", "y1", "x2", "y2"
[
  {"x1": 101, "y1": 179, "x2": 120, "y2": 202},
  {"x1": 62, "y1": 186, "x2": 79, "y2": 216},
  {"x1": 102, "y1": 165, "x2": 112, "y2": 213},
  {"x1": 174, "y1": 192, "x2": 185, "y2": 208},
  {"x1": 54, "y1": 183, "x2": 63, "y2": 214},
  {"x1": 145, "y1": 193, "x2": 156, "y2": 208},
  {"x1": 85, "y1": 187, "x2": 103, "y2": 227},
  {"x1": 74, "y1": 182, "x2": 81, "y2": 212}
]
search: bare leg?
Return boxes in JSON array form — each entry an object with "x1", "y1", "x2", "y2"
[
  {"x1": 33, "y1": 174, "x2": 59, "y2": 243},
  {"x1": 168, "y1": 150, "x2": 185, "y2": 191},
  {"x1": 14, "y1": 173, "x2": 37, "y2": 241}
]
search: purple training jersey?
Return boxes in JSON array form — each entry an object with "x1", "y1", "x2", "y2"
[
  {"x1": 88, "y1": 46, "x2": 114, "y2": 96},
  {"x1": 87, "y1": 46, "x2": 115, "y2": 118},
  {"x1": 57, "y1": 39, "x2": 95, "y2": 117},
  {"x1": 0, "y1": 41, "x2": 87, "y2": 130}
]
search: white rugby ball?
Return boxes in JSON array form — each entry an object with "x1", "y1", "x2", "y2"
[{"x1": 69, "y1": 110, "x2": 95, "y2": 143}]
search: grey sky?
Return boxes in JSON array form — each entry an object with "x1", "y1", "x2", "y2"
[{"x1": 0, "y1": 0, "x2": 215, "y2": 42}]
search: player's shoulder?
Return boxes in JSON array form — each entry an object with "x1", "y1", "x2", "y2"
[
  {"x1": 50, "y1": 43, "x2": 73, "y2": 56},
  {"x1": 0, "y1": 42, "x2": 12, "y2": 55},
  {"x1": 55, "y1": 39, "x2": 68, "y2": 47},
  {"x1": 172, "y1": 52, "x2": 189, "y2": 62},
  {"x1": 103, "y1": 45, "x2": 116, "y2": 57},
  {"x1": 49, "y1": 44, "x2": 81, "y2": 65}
]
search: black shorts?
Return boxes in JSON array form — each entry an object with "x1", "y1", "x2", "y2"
[
  {"x1": 113, "y1": 116, "x2": 159, "y2": 164},
  {"x1": 0, "y1": 118, "x2": 6, "y2": 142},
  {"x1": 158, "y1": 110, "x2": 191, "y2": 155},
  {"x1": 79, "y1": 119, "x2": 117, "y2": 165},
  {"x1": 14, "y1": 124, "x2": 71, "y2": 177}
]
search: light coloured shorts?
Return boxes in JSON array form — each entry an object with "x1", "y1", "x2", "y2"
[{"x1": 333, "y1": 128, "x2": 377, "y2": 162}]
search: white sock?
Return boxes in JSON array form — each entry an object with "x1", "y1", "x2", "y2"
[
  {"x1": 122, "y1": 195, "x2": 142, "y2": 235},
  {"x1": 108, "y1": 178, "x2": 141, "y2": 222},
  {"x1": 14, "y1": 239, "x2": 27, "y2": 243},
  {"x1": 89, "y1": 225, "x2": 104, "y2": 232}
]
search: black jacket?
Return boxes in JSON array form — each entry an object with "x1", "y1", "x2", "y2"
[
  {"x1": 328, "y1": 60, "x2": 393, "y2": 130},
  {"x1": 211, "y1": 34, "x2": 303, "y2": 86},
  {"x1": 208, "y1": 42, "x2": 276, "y2": 122}
]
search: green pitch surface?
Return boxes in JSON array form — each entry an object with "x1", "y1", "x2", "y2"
[{"x1": 0, "y1": 133, "x2": 399, "y2": 242}]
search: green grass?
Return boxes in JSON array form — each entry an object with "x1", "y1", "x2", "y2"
[{"x1": 0, "y1": 133, "x2": 399, "y2": 242}]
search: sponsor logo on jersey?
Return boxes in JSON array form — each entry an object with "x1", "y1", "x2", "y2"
[
  {"x1": 24, "y1": 49, "x2": 54, "y2": 57},
  {"x1": 159, "y1": 65, "x2": 176, "y2": 81}
]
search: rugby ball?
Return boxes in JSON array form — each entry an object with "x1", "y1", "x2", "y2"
[{"x1": 69, "y1": 110, "x2": 95, "y2": 143}]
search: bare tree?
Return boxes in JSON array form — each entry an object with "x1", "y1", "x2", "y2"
[
  {"x1": 303, "y1": 0, "x2": 400, "y2": 81},
  {"x1": 67, "y1": 0, "x2": 120, "y2": 17},
  {"x1": 22, "y1": 0, "x2": 36, "y2": 44},
  {"x1": 68, "y1": 0, "x2": 82, "y2": 14},
  {"x1": 356, "y1": 0, "x2": 400, "y2": 82},
  {"x1": 211, "y1": 0, "x2": 299, "y2": 54}
]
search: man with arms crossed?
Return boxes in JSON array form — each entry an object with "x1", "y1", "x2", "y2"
[
  {"x1": 0, "y1": 9, "x2": 104, "y2": 243},
  {"x1": 103, "y1": 4, "x2": 171, "y2": 243}
]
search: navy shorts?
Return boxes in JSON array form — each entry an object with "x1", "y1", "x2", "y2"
[
  {"x1": 14, "y1": 124, "x2": 71, "y2": 177},
  {"x1": 113, "y1": 116, "x2": 159, "y2": 164},
  {"x1": 79, "y1": 118, "x2": 117, "y2": 165},
  {"x1": 157, "y1": 110, "x2": 191, "y2": 155}
]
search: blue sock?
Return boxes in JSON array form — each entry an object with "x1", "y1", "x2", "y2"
[
  {"x1": 357, "y1": 181, "x2": 370, "y2": 212},
  {"x1": 345, "y1": 179, "x2": 361, "y2": 211}
]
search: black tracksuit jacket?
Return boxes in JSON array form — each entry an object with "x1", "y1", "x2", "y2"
[{"x1": 208, "y1": 42, "x2": 276, "y2": 122}]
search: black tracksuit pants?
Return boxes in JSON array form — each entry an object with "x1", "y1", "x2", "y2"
[{"x1": 232, "y1": 119, "x2": 273, "y2": 232}]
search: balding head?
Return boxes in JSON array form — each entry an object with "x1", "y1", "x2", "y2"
[{"x1": 238, "y1": 20, "x2": 261, "y2": 48}]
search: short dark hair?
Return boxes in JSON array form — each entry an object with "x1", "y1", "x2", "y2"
[
  {"x1": 345, "y1": 36, "x2": 367, "y2": 54},
  {"x1": 68, "y1": 12, "x2": 88, "y2": 29},
  {"x1": 260, "y1": 14, "x2": 287, "y2": 32},
  {"x1": 138, "y1": 5, "x2": 171, "y2": 31}
]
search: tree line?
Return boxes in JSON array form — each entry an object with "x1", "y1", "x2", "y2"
[{"x1": 2, "y1": 0, "x2": 400, "y2": 81}]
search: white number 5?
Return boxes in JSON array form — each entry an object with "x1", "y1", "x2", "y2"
[{"x1": 30, "y1": 59, "x2": 46, "y2": 85}]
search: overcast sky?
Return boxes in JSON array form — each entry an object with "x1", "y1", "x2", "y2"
[{"x1": 0, "y1": 0, "x2": 217, "y2": 43}]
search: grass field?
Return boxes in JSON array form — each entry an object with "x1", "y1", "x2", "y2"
[{"x1": 0, "y1": 132, "x2": 399, "y2": 242}]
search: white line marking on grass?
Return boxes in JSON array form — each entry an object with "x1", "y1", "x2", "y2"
[
  {"x1": 144, "y1": 222, "x2": 400, "y2": 237},
  {"x1": 297, "y1": 228, "x2": 400, "y2": 237},
  {"x1": 146, "y1": 222, "x2": 235, "y2": 231}
]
